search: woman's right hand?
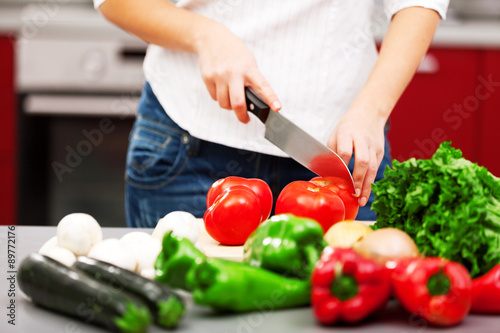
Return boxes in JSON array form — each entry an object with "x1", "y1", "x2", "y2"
[
  {"x1": 99, "y1": 0, "x2": 280, "y2": 122},
  {"x1": 195, "y1": 23, "x2": 281, "y2": 123}
]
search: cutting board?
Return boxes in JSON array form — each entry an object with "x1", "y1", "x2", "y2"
[
  {"x1": 196, "y1": 219, "x2": 376, "y2": 262},
  {"x1": 196, "y1": 219, "x2": 245, "y2": 261}
]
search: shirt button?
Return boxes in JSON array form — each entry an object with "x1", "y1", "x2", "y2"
[{"x1": 181, "y1": 133, "x2": 190, "y2": 145}]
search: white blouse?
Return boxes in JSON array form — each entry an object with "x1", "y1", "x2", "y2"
[{"x1": 95, "y1": 0, "x2": 449, "y2": 157}]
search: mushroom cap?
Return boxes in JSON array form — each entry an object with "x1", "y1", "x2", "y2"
[
  {"x1": 152, "y1": 211, "x2": 200, "y2": 243},
  {"x1": 88, "y1": 238, "x2": 137, "y2": 271},
  {"x1": 56, "y1": 213, "x2": 103, "y2": 256},
  {"x1": 120, "y1": 232, "x2": 161, "y2": 273},
  {"x1": 44, "y1": 247, "x2": 77, "y2": 267},
  {"x1": 38, "y1": 236, "x2": 59, "y2": 254}
]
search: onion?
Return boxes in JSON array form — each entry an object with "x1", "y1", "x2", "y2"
[
  {"x1": 352, "y1": 227, "x2": 420, "y2": 266},
  {"x1": 324, "y1": 220, "x2": 374, "y2": 248}
]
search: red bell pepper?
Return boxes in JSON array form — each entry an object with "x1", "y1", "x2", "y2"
[
  {"x1": 309, "y1": 176, "x2": 359, "y2": 220},
  {"x1": 311, "y1": 247, "x2": 390, "y2": 324},
  {"x1": 391, "y1": 257, "x2": 472, "y2": 326},
  {"x1": 206, "y1": 176, "x2": 273, "y2": 221},
  {"x1": 275, "y1": 181, "x2": 345, "y2": 232},
  {"x1": 204, "y1": 185, "x2": 262, "y2": 245},
  {"x1": 471, "y1": 264, "x2": 500, "y2": 313}
]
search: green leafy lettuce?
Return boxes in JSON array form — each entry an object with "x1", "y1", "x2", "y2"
[{"x1": 372, "y1": 142, "x2": 500, "y2": 277}]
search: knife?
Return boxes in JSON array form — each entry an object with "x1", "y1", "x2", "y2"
[{"x1": 245, "y1": 88, "x2": 355, "y2": 193}]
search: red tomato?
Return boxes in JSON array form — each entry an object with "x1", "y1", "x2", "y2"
[
  {"x1": 275, "y1": 181, "x2": 345, "y2": 233},
  {"x1": 310, "y1": 176, "x2": 359, "y2": 220},
  {"x1": 204, "y1": 185, "x2": 262, "y2": 245},
  {"x1": 206, "y1": 176, "x2": 273, "y2": 221}
]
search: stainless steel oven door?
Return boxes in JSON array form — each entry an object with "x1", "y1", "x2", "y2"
[{"x1": 18, "y1": 94, "x2": 139, "y2": 227}]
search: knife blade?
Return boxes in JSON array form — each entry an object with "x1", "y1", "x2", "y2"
[{"x1": 245, "y1": 88, "x2": 355, "y2": 193}]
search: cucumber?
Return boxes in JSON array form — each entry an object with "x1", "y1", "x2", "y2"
[
  {"x1": 73, "y1": 256, "x2": 185, "y2": 329},
  {"x1": 18, "y1": 253, "x2": 152, "y2": 333}
]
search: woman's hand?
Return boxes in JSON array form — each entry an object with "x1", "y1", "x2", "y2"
[
  {"x1": 195, "y1": 23, "x2": 281, "y2": 123},
  {"x1": 327, "y1": 104, "x2": 387, "y2": 206},
  {"x1": 99, "y1": 0, "x2": 281, "y2": 122},
  {"x1": 327, "y1": 7, "x2": 441, "y2": 206}
]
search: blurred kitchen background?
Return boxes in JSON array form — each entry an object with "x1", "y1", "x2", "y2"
[{"x1": 0, "y1": 0, "x2": 499, "y2": 227}]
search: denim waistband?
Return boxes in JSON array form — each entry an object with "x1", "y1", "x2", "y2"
[{"x1": 136, "y1": 82, "x2": 200, "y2": 157}]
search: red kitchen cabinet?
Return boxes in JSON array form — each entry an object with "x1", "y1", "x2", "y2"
[
  {"x1": 478, "y1": 50, "x2": 500, "y2": 177},
  {"x1": 0, "y1": 35, "x2": 17, "y2": 225},
  {"x1": 388, "y1": 49, "x2": 480, "y2": 164}
]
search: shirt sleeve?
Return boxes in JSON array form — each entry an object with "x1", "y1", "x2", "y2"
[
  {"x1": 93, "y1": 0, "x2": 107, "y2": 9},
  {"x1": 384, "y1": 0, "x2": 450, "y2": 19}
]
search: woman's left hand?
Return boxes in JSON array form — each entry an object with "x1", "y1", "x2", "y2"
[
  {"x1": 327, "y1": 6, "x2": 441, "y2": 207},
  {"x1": 327, "y1": 104, "x2": 387, "y2": 207}
]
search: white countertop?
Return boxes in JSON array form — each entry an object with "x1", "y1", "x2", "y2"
[{"x1": 2, "y1": 4, "x2": 500, "y2": 48}]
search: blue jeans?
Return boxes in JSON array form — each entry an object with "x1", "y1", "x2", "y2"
[{"x1": 125, "y1": 83, "x2": 392, "y2": 228}]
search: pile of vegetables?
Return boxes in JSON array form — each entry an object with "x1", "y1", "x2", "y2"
[
  {"x1": 155, "y1": 213, "x2": 481, "y2": 327},
  {"x1": 37, "y1": 211, "x2": 200, "y2": 278},
  {"x1": 203, "y1": 175, "x2": 359, "y2": 246},
  {"x1": 18, "y1": 253, "x2": 185, "y2": 332},
  {"x1": 156, "y1": 214, "x2": 325, "y2": 312},
  {"x1": 319, "y1": 222, "x2": 478, "y2": 326},
  {"x1": 20, "y1": 211, "x2": 202, "y2": 332},
  {"x1": 372, "y1": 142, "x2": 500, "y2": 278},
  {"x1": 21, "y1": 159, "x2": 500, "y2": 331}
]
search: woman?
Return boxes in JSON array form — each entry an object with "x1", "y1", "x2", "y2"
[{"x1": 94, "y1": 0, "x2": 449, "y2": 227}]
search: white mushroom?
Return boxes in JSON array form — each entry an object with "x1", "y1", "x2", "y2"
[
  {"x1": 43, "y1": 247, "x2": 77, "y2": 267},
  {"x1": 88, "y1": 238, "x2": 137, "y2": 271},
  {"x1": 120, "y1": 232, "x2": 162, "y2": 273},
  {"x1": 56, "y1": 213, "x2": 102, "y2": 256},
  {"x1": 140, "y1": 268, "x2": 156, "y2": 280},
  {"x1": 38, "y1": 236, "x2": 58, "y2": 254},
  {"x1": 152, "y1": 211, "x2": 200, "y2": 244}
]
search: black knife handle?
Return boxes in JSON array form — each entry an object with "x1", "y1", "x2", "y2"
[{"x1": 245, "y1": 87, "x2": 270, "y2": 123}]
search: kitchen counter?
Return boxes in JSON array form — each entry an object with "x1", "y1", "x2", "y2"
[
  {"x1": 1, "y1": 225, "x2": 500, "y2": 333},
  {"x1": 2, "y1": 5, "x2": 500, "y2": 48}
]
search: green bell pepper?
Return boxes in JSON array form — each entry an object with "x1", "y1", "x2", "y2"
[
  {"x1": 187, "y1": 257, "x2": 311, "y2": 312},
  {"x1": 243, "y1": 214, "x2": 327, "y2": 279},
  {"x1": 154, "y1": 231, "x2": 206, "y2": 291}
]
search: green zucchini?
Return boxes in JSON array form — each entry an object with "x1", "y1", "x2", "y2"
[
  {"x1": 18, "y1": 253, "x2": 151, "y2": 333},
  {"x1": 73, "y1": 256, "x2": 185, "y2": 329}
]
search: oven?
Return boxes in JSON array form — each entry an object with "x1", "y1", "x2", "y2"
[{"x1": 14, "y1": 3, "x2": 147, "y2": 226}]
